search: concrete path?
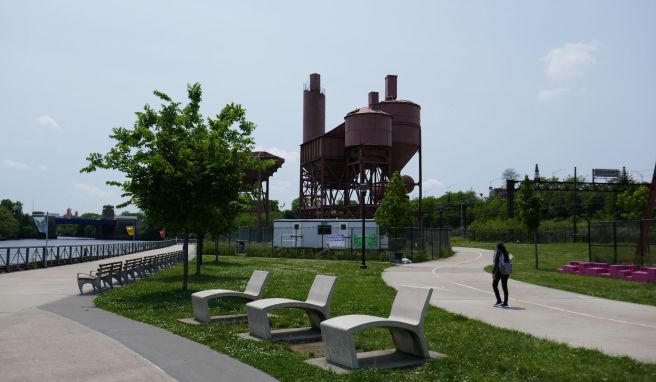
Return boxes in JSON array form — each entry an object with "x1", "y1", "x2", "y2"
[
  {"x1": 382, "y1": 247, "x2": 656, "y2": 364},
  {"x1": 0, "y1": 244, "x2": 278, "y2": 382}
]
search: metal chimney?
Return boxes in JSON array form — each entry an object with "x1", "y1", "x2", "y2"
[
  {"x1": 385, "y1": 75, "x2": 397, "y2": 100},
  {"x1": 368, "y1": 91, "x2": 379, "y2": 109},
  {"x1": 303, "y1": 73, "x2": 326, "y2": 142}
]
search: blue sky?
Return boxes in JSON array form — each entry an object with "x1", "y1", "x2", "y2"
[{"x1": 1, "y1": 1, "x2": 654, "y2": 215}]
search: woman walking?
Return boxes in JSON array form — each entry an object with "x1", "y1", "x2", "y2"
[{"x1": 492, "y1": 242, "x2": 510, "y2": 307}]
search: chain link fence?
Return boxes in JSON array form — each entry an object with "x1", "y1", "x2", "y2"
[
  {"x1": 212, "y1": 226, "x2": 452, "y2": 262},
  {"x1": 588, "y1": 219, "x2": 655, "y2": 266}
]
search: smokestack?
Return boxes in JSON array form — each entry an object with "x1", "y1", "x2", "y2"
[
  {"x1": 385, "y1": 74, "x2": 397, "y2": 100},
  {"x1": 309, "y1": 73, "x2": 321, "y2": 91},
  {"x1": 368, "y1": 91, "x2": 379, "y2": 109},
  {"x1": 303, "y1": 73, "x2": 326, "y2": 142}
]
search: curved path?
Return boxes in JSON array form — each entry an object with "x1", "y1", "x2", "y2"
[
  {"x1": 0, "y1": 244, "x2": 277, "y2": 382},
  {"x1": 382, "y1": 247, "x2": 656, "y2": 364}
]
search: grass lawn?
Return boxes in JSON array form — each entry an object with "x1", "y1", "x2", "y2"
[
  {"x1": 451, "y1": 237, "x2": 656, "y2": 307},
  {"x1": 95, "y1": 256, "x2": 656, "y2": 381}
]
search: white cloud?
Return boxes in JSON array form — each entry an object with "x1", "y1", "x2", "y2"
[
  {"x1": 3, "y1": 159, "x2": 30, "y2": 170},
  {"x1": 72, "y1": 182, "x2": 114, "y2": 198},
  {"x1": 36, "y1": 115, "x2": 62, "y2": 130},
  {"x1": 424, "y1": 178, "x2": 444, "y2": 190},
  {"x1": 254, "y1": 146, "x2": 300, "y2": 163},
  {"x1": 538, "y1": 87, "x2": 571, "y2": 101},
  {"x1": 38, "y1": 165, "x2": 48, "y2": 171},
  {"x1": 542, "y1": 41, "x2": 599, "y2": 81}
]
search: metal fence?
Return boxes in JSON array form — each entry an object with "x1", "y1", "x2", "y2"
[
  {"x1": 588, "y1": 219, "x2": 655, "y2": 266},
  {"x1": 216, "y1": 227, "x2": 451, "y2": 261},
  {"x1": 466, "y1": 227, "x2": 585, "y2": 243},
  {"x1": 0, "y1": 239, "x2": 178, "y2": 272}
]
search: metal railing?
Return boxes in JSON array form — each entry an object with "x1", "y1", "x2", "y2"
[{"x1": 1, "y1": 239, "x2": 178, "y2": 272}]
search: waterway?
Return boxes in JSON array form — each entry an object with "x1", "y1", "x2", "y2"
[{"x1": 0, "y1": 237, "x2": 140, "y2": 248}]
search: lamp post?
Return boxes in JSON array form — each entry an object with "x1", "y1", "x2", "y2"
[
  {"x1": 439, "y1": 206, "x2": 444, "y2": 228},
  {"x1": 358, "y1": 182, "x2": 369, "y2": 269}
]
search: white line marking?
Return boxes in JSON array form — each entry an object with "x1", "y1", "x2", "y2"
[{"x1": 430, "y1": 251, "x2": 656, "y2": 330}]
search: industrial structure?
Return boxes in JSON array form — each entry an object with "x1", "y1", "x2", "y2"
[
  {"x1": 243, "y1": 151, "x2": 285, "y2": 232},
  {"x1": 299, "y1": 73, "x2": 422, "y2": 219}
]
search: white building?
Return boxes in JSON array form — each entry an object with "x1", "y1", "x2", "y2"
[{"x1": 273, "y1": 219, "x2": 388, "y2": 249}]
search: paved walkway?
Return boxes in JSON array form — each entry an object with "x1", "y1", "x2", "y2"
[
  {"x1": 0, "y1": 244, "x2": 277, "y2": 382},
  {"x1": 382, "y1": 246, "x2": 656, "y2": 364}
]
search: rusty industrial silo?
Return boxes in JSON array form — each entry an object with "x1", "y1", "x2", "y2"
[{"x1": 299, "y1": 73, "x2": 422, "y2": 220}]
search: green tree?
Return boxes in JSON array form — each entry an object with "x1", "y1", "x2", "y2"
[
  {"x1": 375, "y1": 172, "x2": 416, "y2": 237},
  {"x1": 0, "y1": 206, "x2": 20, "y2": 239},
  {"x1": 617, "y1": 186, "x2": 650, "y2": 220},
  {"x1": 517, "y1": 176, "x2": 542, "y2": 269},
  {"x1": 81, "y1": 83, "x2": 257, "y2": 289}
]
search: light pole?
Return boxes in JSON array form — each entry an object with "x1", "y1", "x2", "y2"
[
  {"x1": 439, "y1": 206, "x2": 444, "y2": 228},
  {"x1": 358, "y1": 182, "x2": 369, "y2": 269}
]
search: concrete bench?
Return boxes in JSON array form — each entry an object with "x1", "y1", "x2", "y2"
[
  {"x1": 246, "y1": 275, "x2": 337, "y2": 340},
  {"x1": 191, "y1": 270, "x2": 270, "y2": 323},
  {"x1": 319, "y1": 285, "x2": 433, "y2": 370},
  {"x1": 76, "y1": 261, "x2": 123, "y2": 294}
]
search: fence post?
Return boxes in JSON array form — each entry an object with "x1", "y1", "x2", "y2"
[
  {"x1": 612, "y1": 221, "x2": 618, "y2": 265},
  {"x1": 69, "y1": 246, "x2": 72, "y2": 263},
  {"x1": 56, "y1": 247, "x2": 60, "y2": 263},
  {"x1": 587, "y1": 219, "x2": 591, "y2": 262},
  {"x1": 25, "y1": 248, "x2": 29, "y2": 269},
  {"x1": 6, "y1": 248, "x2": 10, "y2": 272},
  {"x1": 42, "y1": 246, "x2": 47, "y2": 268}
]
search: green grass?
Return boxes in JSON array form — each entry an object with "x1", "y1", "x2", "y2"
[
  {"x1": 95, "y1": 256, "x2": 656, "y2": 381},
  {"x1": 451, "y1": 237, "x2": 656, "y2": 306}
]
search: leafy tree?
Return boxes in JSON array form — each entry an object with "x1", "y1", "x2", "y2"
[
  {"x1": 617, "y1": 186, "x2": 650, "y2": 220},
  {"x1": 81, "y1": 83, "x2": 257, "y2": 289},
  {"x1": 502, "y1": 168, "x2": 520, "y2": 182},
  {"x1": 0, "y1": 205, "x2": 20, "y2": 239},
  {"x1": 375, "y1": 172, "x2": 416, "y2": 237},
  {"x1": 517, "y1": 176, "x2": 542, "y2": 268}
]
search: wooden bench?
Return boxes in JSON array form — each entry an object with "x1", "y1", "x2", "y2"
[
  {"x1": 192, "y1": 270, "x2": 269, "y2": 323},
  {"x1": 122, "y1": 258, "x2": 143, "y2": 283},
  {"x1": 76, "y1": 261, "x2": 123, "y2": 294},
  {"x1": 320, "y1": 285, "x2": 433, "y2": 370},
  {"x1": 246, "y1": 275, "x2": 337, "y2": 340},
  {"x1": 142, "y1": 255, "x2": 158, "y2": 275}
]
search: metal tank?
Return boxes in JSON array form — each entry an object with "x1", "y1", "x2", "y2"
[
  {"x1": 303, "y1": 73, "x2": 325, "y2": 143},
  {"x1": 377, "y1": 75, "x2": 421, "y2": 173},
  {"x1": 344, "y1": 107, "x2": 392, "y2": 148}
]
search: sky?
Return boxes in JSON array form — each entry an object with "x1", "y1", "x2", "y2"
[{"x1": 1, "y1": 1, "x2": 655, "y2": 216}]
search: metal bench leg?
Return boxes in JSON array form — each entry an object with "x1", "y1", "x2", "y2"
[
  {"x1": 192, "y1": 295, "x2": 211, "y2": 323},
  {"x1": 246, "y1": 305, "x2": 272, "y2": 340},
  {"x1": 321, "y1": 325, "x2": 358, "y2": 369}
]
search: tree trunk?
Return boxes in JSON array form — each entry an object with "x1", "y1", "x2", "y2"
[
  {"x1": 195, "y1": 233, "x2": 204, "y2": 276},
  {"x1": 182, "y1": 232, "x2": 189, "y2": 290},
  {"x1": 534, "y1": 230, "x2": 539, "y2": 269}
]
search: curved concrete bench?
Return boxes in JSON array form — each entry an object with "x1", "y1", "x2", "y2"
[
  {"x1": 246, "y1": 275, "x2": 337, "y2": 340},
  {"x1": 320, "y1": 285, "x2": 433, "y2": 370},
  {"x1": 191, "y1": 270, "x2": 269, "y2": 323}
]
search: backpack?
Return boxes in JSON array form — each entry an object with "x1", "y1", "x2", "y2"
[{"x1": 500, "y1": 255, "x2": 512, "y2": 275}]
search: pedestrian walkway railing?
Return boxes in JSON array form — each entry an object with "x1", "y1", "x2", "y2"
[{"x1": 0, "y1": 239, "x2": 178, "y2": 272}]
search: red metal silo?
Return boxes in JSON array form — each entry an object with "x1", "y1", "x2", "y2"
[
  {"x1": 344, "y1": 108, "x2": 392, "y2": 148},
  {"x1": 303, "y1": 73, "x2": 325, "y2": 143},
  {"x1": 378, "y1": 75, "x2": 421, "y2": 173}
]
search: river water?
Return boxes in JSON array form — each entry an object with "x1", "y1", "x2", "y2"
[{"x1": 0, "y1": 237, "x2": 140, "y2": 248}]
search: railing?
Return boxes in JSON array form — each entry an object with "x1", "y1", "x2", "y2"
[{"x1": 0, "y1": 239, "x2": 178, "y2": 272}]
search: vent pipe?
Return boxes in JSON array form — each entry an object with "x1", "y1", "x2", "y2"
[
  {"x1": 385, "y1": 74, "x2": 398, "y2": 100},
  {"x1": 368, "y1": 91, "x2": 379, "y2": 109}
]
